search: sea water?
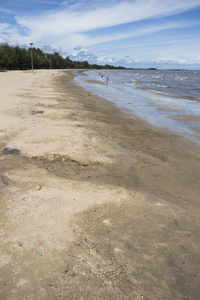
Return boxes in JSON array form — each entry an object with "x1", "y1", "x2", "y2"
[{"x1": 73, "y1": 69, "x2": 200, "y2": 145}]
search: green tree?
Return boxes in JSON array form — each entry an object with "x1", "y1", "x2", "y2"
[
  {"x1": 0, "y1": 43, "x2": 18, "y2": 69},
  {"x1": 51, "y1": 52, "x2": 65, "y2": 69},
  {"x1": 0, "y1": 42, "x2": 128, "y2": 70}
]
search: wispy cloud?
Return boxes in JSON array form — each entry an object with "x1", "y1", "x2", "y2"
[
  {"x1": 1, "y1": 0, "x2": 200, "y2": 68},
  {"x1": 13, "y1": 0, "x2": 200, "y2": 49},
  {"x1": 81, "y1": 20, "x2": 199, "y2": 47},
  {"x1": 16, "y1": 0, "x2": 200, "y2": 33},
  {"x1": 0, "y1": 7, "x2": 14, "y2": 14}
]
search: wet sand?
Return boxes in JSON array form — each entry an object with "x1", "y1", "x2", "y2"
[
  {"x1": 157, "y1": 108, "x2": 191, "y2": 113},
  {"x1": 85, "y1": 79, "x2": 106, "y2": 85},
  {"x1": 168, "y1": 115, "x2": 200, "y2": 122},
  {"x1": 0, "y1": 70, "x2": 200, "y2": 300}
]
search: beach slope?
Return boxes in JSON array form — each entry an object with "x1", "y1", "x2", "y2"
[{"x1": 0, "y1": 70, "x2": 200, "y2": 300}]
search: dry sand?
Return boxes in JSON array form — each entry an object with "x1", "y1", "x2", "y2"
[{"x1": 0, "y1": 70, "x2": 200, "y2": 300}]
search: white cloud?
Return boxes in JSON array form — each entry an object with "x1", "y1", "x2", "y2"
[
  {"x1": 0, "y1": 7, "x2": 14, "y2": 14},
  {"x1": 80, "y1": 21, "x2": 196, "y2": 47},
  {"x1": 1, "y1": 0, "x2": 200, "y2": 69},
  {"x1": 0, "y1": 23, "x2": 30, "y2": 44},
  {"x1": 14, "y1": 0, "x2": 200, "y2": 49},
  {"x1": 0, "y1": 23, "x2": 10, "y2": 30},
  {"x1": 74, "y1": 45, "x2": 82, "y2": 50},
  {"x1": 195, "y1": 57, "x2": 200, "y2": 63},
  {"x1": 154, "y1": 57, "x2": 187, "y2": 64},
  {"x1": 25, "y1": 1, "x2": 200, "y2": 30}
]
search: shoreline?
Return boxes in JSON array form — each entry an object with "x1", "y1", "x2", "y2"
[
  {"x1": 0, "y1": 70, "x2": 200, "y2": 299},
  {"x1": 70, "y1": 70, "x2": 200, "y2": 210},
  {"x1": 74, "y1": 69, "x2": 200, "y2": 146}
]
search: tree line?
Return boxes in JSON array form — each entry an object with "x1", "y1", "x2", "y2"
[{"x1": 0, "y1": 43, "x2": 125, "y2": 70}]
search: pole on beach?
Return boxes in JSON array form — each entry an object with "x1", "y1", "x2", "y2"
[{"x1": 29, "y1": 43, "x2": 33, "y2": 71}]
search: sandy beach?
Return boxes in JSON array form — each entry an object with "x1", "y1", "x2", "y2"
[{"x1": 0, "y1": 70, "x2": 200, "y2": 300}]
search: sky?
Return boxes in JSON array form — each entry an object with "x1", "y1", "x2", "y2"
[{"x1": 0, "y1": 0, "x2": 200, "y2": 69}]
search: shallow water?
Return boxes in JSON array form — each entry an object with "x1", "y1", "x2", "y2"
[{"x1": 73, "y1": 69, "x2": 200, "y2": 145}]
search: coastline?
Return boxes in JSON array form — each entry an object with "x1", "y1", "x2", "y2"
[
  {"x1": 74, "y1": 69, "x2": 200, "y2": 146},
  {"x1": 0, "y1": 70, "x2": 200, "y2": 299}
]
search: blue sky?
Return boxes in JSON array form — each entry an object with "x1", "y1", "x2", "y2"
[{"x1": 0, "y1": 0, "x2": 200, "y2": 69}]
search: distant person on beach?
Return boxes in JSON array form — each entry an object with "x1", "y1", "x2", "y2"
[{"x1": 106, "y1": 77, "x2": 109, "y2": 84}]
